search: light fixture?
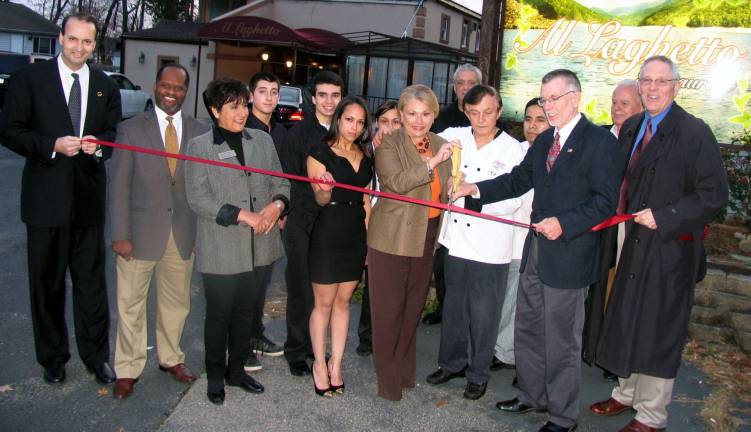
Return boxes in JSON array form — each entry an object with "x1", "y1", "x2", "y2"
[
  {"x1": 261, "y1": 52, "x2": 269, "y2": 61},
  {"x1": 138, "y1": 52, "x2": 145, "y2": 64},
  {"x1": 318, "y1": 66, "x2": 323, "y2": 69},
  {"x1": 285, "y1": 60, "x2": 293, "y2": 68},
  {"x1": 190, "y1": 55, "x2": 197, "y2": 68}
]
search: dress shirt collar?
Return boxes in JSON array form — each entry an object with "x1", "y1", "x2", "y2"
[
  {"x1": 610, "y1": 124, "x2": 618, "y2": 137},
  {"x1": 154, "y1": 105, "x2": 182, "y2": 124},
  {"x1": 553, "y1": 112, "x2": 582, "y2": 149},
  {"x1": 57, "y1": 55, "x2": 89, "y2": 79},
  {"x1": 246, "y1": 111, "x2": 273, "y2": 133}
]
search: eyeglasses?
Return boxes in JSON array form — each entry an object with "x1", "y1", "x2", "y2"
[
  {"x1": 638, "y1": 78, "x2": 677, "y2": 87},
  {"x1": 537, "y1": 90, "x2": 576, "y2": 106}
]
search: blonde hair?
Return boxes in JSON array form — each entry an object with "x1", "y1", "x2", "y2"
[{"x1": 398, "y1": 84, "x2": 439, "y2": 115}]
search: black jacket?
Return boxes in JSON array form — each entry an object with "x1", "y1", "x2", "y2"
[
  {"x1": 0, "y1": 58, "x2": 121, "y2": 227},
  {"x1": 245, "y1": 111, "x2": 290, "y2": 173},
  {"x1": 285, "y1": 114, "x2": 328, "y2": 223},
  {"x1": 476, "y1": 115, "x2": 622, "y2": 289}
]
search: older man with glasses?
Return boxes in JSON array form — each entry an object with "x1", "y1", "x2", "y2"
[
  {"x1": 454, "y1": 69, "x2": 622, "y2": 432},
  {"x1": 589, "y1": 56, "x2": 728, "y2": 432}
]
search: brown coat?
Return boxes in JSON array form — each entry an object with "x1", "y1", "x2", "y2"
[{"x1": 367, "y1": 127, "x2": 450, "y2": 257}]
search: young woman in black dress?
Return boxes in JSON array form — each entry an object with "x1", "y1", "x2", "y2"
[{"x1": 307, "y1": 96, "x2": 373, "y2": 397}]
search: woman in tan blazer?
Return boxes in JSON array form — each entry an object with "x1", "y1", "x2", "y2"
[{"x1": 367, "y1": 84, "x2": 454, "y2": 401}]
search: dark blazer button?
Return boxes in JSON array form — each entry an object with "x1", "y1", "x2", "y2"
[
  {"x1": 167, "y1": 208, "x2": 172, "y2": 212},
  {"x1": 628, "y1": 273, "x2": 635, "y2": 279},
  {"x1": 634, "y1": 238, "x2": 640, "y2": 244},
  {"x1": 476, "y1": 168, "x2": 480, "y2": 171},
  {"x1": 453, "y1": 219, "x2": 457, "y2": 223},
  {"x1": 252, "y1": 197, "x2": 257, "y2": 202},
  {"x1": 641, "y1": 202, "x2": 647, "y2": 207},
  {"x1": 466, "y1": 223, "x2": 470, "y2": 227}
]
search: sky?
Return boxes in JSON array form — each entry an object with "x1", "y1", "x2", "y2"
[{"x1": 454, "y1": 0, "x2": 483, "y2": 14}]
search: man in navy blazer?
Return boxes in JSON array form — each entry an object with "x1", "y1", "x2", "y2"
[
  {"x1": 0, "y1": 13, "x2": 121, "y2": 385},
  {"x1": 455, "y1": 69, "x2": 621, "y2": 432}
]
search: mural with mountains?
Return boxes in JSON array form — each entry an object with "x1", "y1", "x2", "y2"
[{"x1": 504, "y1": 0, "x2": 751, "y2": 28}]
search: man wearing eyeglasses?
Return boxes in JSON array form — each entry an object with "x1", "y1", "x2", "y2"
[
  {"x1": 589, "y1": 56, "x2": 728, "y2": 432},
  {"x1": 454, "y1": 69, "x2": 621, "y2": 432}
]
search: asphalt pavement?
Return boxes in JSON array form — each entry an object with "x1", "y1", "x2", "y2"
[{"x1": 0, "y1": 146, "x2": 711, "y2": 431}]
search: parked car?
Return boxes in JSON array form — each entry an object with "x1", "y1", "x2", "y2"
[
  {"x1": 273, "y1": 85, "x2": 306, "y2": 126},
  {"x1": 0, "y1": 52, "x2": 33, "y2": 113},
  {"x1": 104, "y1": 71, "x2": 152, "y2": 119}
]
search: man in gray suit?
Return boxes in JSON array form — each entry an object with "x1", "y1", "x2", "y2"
[{"x1": 108, "y1": 64, "x2": 209, "y2": 399}]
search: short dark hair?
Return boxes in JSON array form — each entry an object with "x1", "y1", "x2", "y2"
[
  {"x1": 462, "y1": 84, "x2": 502, "y2": 110},
  {"x1": 324, "y1": 96, "x2": 372, "y2": 156},
  {"x1": 374, "y1": 100, "x2": 398, "y2": 120},
  {"x1": 541, "y1": 69, "x2": 581, "y2": 92},
  {"x1": 311, "y1": 70, "x2": 343, "y2": 94},
  {"x1": 249, "y1": 71, "x2": 280, "y2": 93},
  {"x1": 203, "y1": 77, "x2": 249, "y2": 119},
  {"x1": 156, "y1": 63, "x2": 190, "y2": 87},
  {"x1": 525, "y1": 98, "x2": 541, "y2": 114},
  {"x1": 61, "y1": 12, "x2": 99, "y2": 38}
]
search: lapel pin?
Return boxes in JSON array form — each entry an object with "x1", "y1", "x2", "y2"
[
  {"x1": 97, "y1": 91, "x2": 103, "y2": 97},
  {"x1": 566, "y1": 148, "x2": 573, "y2": 153}
]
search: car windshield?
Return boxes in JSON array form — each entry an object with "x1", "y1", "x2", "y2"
[
  {"x1": 279, "y1": 87, "x2": 300, "y2": 104},
  {"x1": 0, "y1": 54, "x2": 31, "y2": 75}
]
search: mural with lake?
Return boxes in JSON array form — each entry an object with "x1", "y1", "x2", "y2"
[{"x1": 499, "y1": 0, "x2": 751, "y2": 144}]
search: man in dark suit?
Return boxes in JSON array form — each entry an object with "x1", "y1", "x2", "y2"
[
  {"x1": 109, "y1": 64, "x2": 209, "y2": 399},
  {"x1": 283, "y1": 71, "x2": 342, "y2": 376},
  {"x1": 589, "y1": 56, "x2": 728, "y2": 432},
  {"x1": 0, "y1": 12, "x2": 121, "y2": 385},
  {"x1": 454, "y1": 69, "x2": 621, "y2": 432}
]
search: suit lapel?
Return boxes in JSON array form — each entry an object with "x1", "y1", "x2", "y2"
[
  {"x1": 549, "y1": 115, "x2": 587, "y2": 176},
  {"x1": 634, "y1": 106, "x2": 679, "y2": 170},
  {"x1": 48, "y1": 59, "x2": 75, "y2": 135},
  {"x1": 143, "y1": 110, "x2": 173, "y2": 182},
  {"x1": 83, "y1": 68, "x2": 101, "y2": 136}
]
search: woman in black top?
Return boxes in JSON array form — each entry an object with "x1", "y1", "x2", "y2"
[{"x1": 307, "y1": 96, "x2": 373, "y2": 396}]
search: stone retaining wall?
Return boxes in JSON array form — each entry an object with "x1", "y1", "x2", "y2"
[{"x1": 691, "y1": 267, "x2": 751, "y2": 352}]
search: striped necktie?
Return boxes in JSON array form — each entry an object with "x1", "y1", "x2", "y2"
[{"x1": 68, "y1": 73, "x2": 81, "y2": 137}]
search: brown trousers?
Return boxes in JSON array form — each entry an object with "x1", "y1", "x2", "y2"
[{"x1": 368, "y1": 218, "x2": 438, "y2": 401}]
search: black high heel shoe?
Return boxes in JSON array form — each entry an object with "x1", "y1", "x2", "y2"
[
  {"x1": 312, "y1": 365, "x2": 333, "y2": 398},
  {"x1": 327, "y1": 359, "x2": 345, "y2": 395}
]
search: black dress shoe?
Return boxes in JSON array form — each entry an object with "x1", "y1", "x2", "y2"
[
  {"x1": 426, "y1": 366, "x2": 466, "y2": 385},
  {"x1": 356, "y1": 343, "x2": 372, "y2": 356},
  {"x1": 421, "y1": 310, "x2": 442, "y2": 325},
  {"x1": 463, "y1": 381, "x2": 487, "y2": 400},
  {"x1": 490, "y1": 356, "x2": 516, "y2": 371},
  {"x1": 227, "y1": 374, "x2": 264, "y2": 394},
  {"x1": 88, "y1": 362, "x2": 116, "y2": 384},
  {"x1": 288, "y1": 360, "x2": 311, "y2": 377},
  {"x1": 539, "y1": 421, "x2": 577, "y2": 431},
  {"x1": 207, "y1": 388, "x2": 225, "y2": 405},
  {"x1": 496, "y1": 397, "x2": 547, "y2": 414},
  {"x1": 43, "y1": 364, "x2": 66, "y2": 384},
  {"x1": 602, "y1": 369, "x2": 618, "y2": 382}
]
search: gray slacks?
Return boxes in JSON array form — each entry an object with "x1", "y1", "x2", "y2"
[
  {"x1": 439, "y1": 253, "x2": 508, "y2": 383},
  {"x1": 516, "y1": 237, "x2": 587, "y2": 428},
  {"x1": 495, "y1": 258, "x2": 521, "y2": 364}
]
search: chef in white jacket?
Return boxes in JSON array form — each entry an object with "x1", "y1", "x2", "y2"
[{"x1": 425, "y1": 84, "x2": 524, "y2": 401}]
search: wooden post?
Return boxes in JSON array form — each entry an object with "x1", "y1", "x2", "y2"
[{"x1": 478, "y1": 0, "x2": 503, "y2": 88}]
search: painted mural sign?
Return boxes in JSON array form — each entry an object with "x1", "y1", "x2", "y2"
[{"x1": 500, "y1": 0, "x2": 751, "y2": 143}]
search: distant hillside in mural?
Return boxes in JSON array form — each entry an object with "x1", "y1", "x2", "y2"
[
  {"x1": 504, "y1": 0, "x2": 751, "y2": 28},
  {"x1": 643, "y1": 0, "x2": 751, "y2": 27}
]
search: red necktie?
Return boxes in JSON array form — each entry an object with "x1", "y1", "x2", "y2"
[
  {"x1": 546, "y1": 132, "x2": 561, "y2": 173},
  {"x1": 616, "y1": 121, "x2": 653, "y2": 214}
]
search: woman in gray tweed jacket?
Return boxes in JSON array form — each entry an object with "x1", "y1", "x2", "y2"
[{"x1": 185, "y1": 78, "x2": 290, "y2": 405}]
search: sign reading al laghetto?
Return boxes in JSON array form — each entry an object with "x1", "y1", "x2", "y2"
[{"x1": 499, "y1": 0, "x2": 751, "y2": 143}]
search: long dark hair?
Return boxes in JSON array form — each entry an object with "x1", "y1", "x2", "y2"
[{"x1": 324, "y1": 96, "x2": 372, "y2": 156}]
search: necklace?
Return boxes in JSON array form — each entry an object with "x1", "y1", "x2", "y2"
[{"x1": 412, "y1": 136, "x2": 431, "y2": 154}]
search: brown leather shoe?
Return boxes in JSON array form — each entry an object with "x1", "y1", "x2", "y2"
[
  {"x1": 590, "y1": 398, "x2": 632, "y2": 416},
  {"x1": 618, "y1": 419, "x2": 664, "y2": 432},
  {"x1": 159, "y1": 363, "x2": 197, "y2": 383},
  {"x1": 113, "y1": 378, "x2": 136, "y2": 399}
]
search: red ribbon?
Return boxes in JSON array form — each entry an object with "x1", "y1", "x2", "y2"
[
  {"x1": 85, "y1": 138, "x2": 532, "y2": 229},
  {"x1": 590, "y1": 214, "x2": 636, "y2": 231}
]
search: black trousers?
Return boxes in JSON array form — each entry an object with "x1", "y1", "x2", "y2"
[
  {"x1": 249, "y1": 260, "x2": 275, "y2": 340},
  {"x1": 357, "y1": 267, "x2": 371, "y2": 347},
  {"x1": 282, "y1": 215, "x2": 315, "y2": 363},
  {"x1": 432, "y1": 245, "x2": 447, "y2": 310},
  {"x1": 26, "y1": 224, "x2": 110, "y2": 369},
  {"x1": 202, "y1": 266, "x2": 271, "y2": 381}
]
